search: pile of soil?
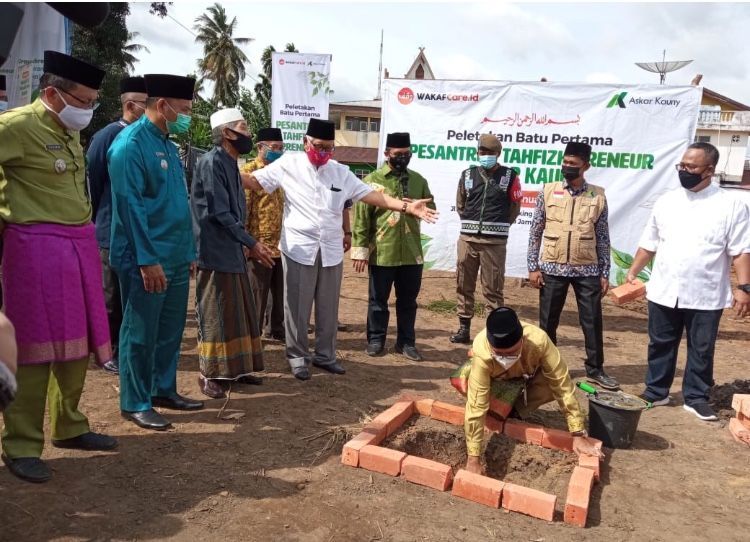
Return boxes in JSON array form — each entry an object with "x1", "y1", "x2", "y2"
[
  {"x1": 384, "y1": 416, "x2": 577, "y2": 503},
  {"x1": 710, "y1": 379, "x2": 750, "y2": 419}
]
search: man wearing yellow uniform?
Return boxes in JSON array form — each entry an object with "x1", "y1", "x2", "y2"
[
  {"x1": 242, "y1": 127, "x2": 286, "y2": 341},
  {"x1": 463, "y1": 307, "x2": 602, "y2": 474},
  {"x1": 0, "y1": 51, "x2": 116, "y2": 483}
]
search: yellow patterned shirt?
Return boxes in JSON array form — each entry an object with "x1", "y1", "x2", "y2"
[{"x1": 241, "y1": 156, "x2": 284, "y2": 259}]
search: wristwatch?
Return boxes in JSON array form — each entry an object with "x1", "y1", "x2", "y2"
[{"x1": 738, "y1": 284, "x2": 750, "y2": 294}]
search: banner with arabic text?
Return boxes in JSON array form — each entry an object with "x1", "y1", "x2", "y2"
[{"x1": 379, "y1": 79, "x2": 701, "y2": 282}]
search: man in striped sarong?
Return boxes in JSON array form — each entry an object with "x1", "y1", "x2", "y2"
[{"x1": 191, "y1": 108, "x2": 274, "y2": 398}]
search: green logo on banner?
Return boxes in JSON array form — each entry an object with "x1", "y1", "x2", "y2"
[{"x1": 607, "y1": 92, "x2": 628, "y2": 108}]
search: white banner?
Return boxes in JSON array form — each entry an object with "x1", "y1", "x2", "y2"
[
  {"x1": 0, "y1": 3, "x2": 67, "y2": 108},
  {"x1": 380, "y1": 79, "x2": 702, "y2": 284},
  {"x1": 271, "y1": 52, "x2": 331, "y2": 152}
]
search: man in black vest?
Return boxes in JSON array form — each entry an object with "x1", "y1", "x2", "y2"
[{"x1": 451, "y1": 134, "x2": 521, "y2": 344}]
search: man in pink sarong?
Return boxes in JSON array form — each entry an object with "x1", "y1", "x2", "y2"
[{"x1": 0, "y1": 51, "x2": 117, "y2": 483}]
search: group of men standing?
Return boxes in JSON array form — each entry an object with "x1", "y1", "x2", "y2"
[{"x1": 0, "y1": 48, "x2": 747, "y2": 485}]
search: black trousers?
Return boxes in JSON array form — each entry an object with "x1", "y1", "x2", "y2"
[
  {"x1": 644, "y1": 301, "x2": 722, "y2": 406},
  {"x1": 367, "y1": 264, "x2": 423, "y2": 347},
  {"x1": 539, "y1": 273, "x2": 603, "y2": 374},
  {"x1": 249, "y1": 257, "x2": 284, "y2": 337}
]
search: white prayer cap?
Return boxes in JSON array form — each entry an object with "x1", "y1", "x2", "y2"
[{"x1": 210, "y1": 108, "x2": 245, "y2": 129}]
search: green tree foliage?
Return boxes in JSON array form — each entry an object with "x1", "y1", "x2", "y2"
[
  {"x1": 240, "y1": 43, "x2": 297, "y2": 137},
  {"x1": 193, "y1": 3, "x2": 252, "y2": 107},
  {"x1": 70, "y1": 2, "x2": 132, "y2": 142}
]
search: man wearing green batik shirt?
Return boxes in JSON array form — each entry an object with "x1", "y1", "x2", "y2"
[{"x1": 352, "y1": 132, "x2": 435, "y2": 361}]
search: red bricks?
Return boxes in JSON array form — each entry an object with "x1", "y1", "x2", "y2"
[
  {"x1": 732, "y1": 394, "x2": 750, "y2": 418},
  {"x1": 341, "y1": 429, "x2": 382, "y2": 467},
  {"x1": 503, "y1": 419, "x2": 545, "y2": 446},
  {"x1": 430, "y1": 401, "x2": 465, "y2": 425},
  {"x1": 452, "y1": 469, "x2": 504, "y2": 508},
  {"x1": 502, "y1": 483, "x2": 556, "y2": 521},
  {"x1": 728, "y1": 417, "x2": 750, "y2": 447},
  {"x1": 415, "y1": 398, "x2": 435, "y2": 417},
  {"x1": 610, "y1": 280, "x2": 646, "y2": 305},
  {"x1": 541, "y1": 428, "x2": 575, "y2": 452},
  {"x1": 739, "y1": 412, "x2": 750, "y2": 430},
  {"x1": 359, "y1": 445, "x2": 406, "y2": 476},
  {"x1": 564, "y1": 466, "x2": 596, "y2": 527},
  {"x1": 577, "y1": 454, "x2": 601, "y2": 481},
  {"x1": 485, "y1": 415, "x2": 504, "y2": 434},
  {"x1": 369, "y1": 400, "x2": 415, "y2": 438},
  {"x1": 401, "y1": 455, "x2": 454, "y2": 491}
]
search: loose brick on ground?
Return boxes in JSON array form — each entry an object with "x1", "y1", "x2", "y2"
[
  {"x1": 359, "y1": 445, "x2": 407, "y2": 476},
  {"x1": 564, "y1": 466, "x2": 596, "y2": 527},
  {"x1": 502, "y1": 483, "x2": 556, "y2": 521},
  {"x1": 401, "y1": 455, "x2": 454, "y2": 491},
  {"x1": 452, "y1": 469, "x2": 504, "y2": 508},
  {"x1": 368, "y1": 401, "x2": 415, "y2": 439},
  {"x1": 610, "y1": 280, "x2": 646, "y2": 305},
  {"x1": 541, "y1": 427, "x2": 575, "y2": 452},
  {"x1": 341, "y1": 429, "x2": 382, "y2": 467},
  {"x1": 728, "y1": 417, "x2": 750, "y2": 446},
  {"x1": 431, "y1": 401, "x2": 465, "y2": 425},
  {"x1": 578, "y1": 453, "x2": 601, "y2": 481},
  {"x1": 485, "y1": 415, "x2": 504, "y2": 434},
  {"x1": 732, "y1": 394, "x2": 750, "y2": 418},
  {"x1": 415, "y1": 398, "x2": 435, "y2": 416},
  {"x1": 503, "y1": 419, "x2": 545, "y2": 446}
]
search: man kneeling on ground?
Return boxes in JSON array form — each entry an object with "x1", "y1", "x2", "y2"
[{"x1": 463, "y1": 307, "x2": 603, "y2": 474}]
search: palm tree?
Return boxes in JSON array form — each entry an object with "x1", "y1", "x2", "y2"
[
  {"x1": 193, "y1": 3, "x2": 253, "y2": 106},
  {"x1": 122, "y1": 32, "x2": 150, "y2": 73}
]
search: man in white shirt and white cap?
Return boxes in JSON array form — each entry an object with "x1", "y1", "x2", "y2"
[
  {"x1": 191, "y1": 108, "x2": 274, "y2": 398},
  {"x1": 243, "y1": 118, "x2": 438, "y2": 380},
  {"x1": 627, "y1": 142, "x2": 750, "y2": 421}
]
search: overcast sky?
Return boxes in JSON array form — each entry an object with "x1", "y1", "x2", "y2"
[{"x1": 128, "y1": 1, "x2": 750, "y2": 107}]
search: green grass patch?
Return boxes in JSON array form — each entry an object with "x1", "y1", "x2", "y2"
[{"x1": 425, "y1": 297, "x2": 485, "y2": 316}]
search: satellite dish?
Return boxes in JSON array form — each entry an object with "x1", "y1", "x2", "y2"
[{"x1": 635, "y1": 50, "x2": 693, "y2": 84}]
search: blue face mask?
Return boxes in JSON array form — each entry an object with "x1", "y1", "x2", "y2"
[
  {"x1": 479, "y1": 155, "x2": 498, "y2": 169},
  {"x1": 164, "y1": 102, "x2": 192, "y2": 134},
  {"x1": 265, "y1": 149, "x2": 283, "y2": 163}
]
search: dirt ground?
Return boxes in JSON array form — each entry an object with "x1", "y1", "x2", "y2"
[{"x1": 1, "y1": 267, "x2": 749, "y2": 541}]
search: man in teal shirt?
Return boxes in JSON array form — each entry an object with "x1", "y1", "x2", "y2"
[
  {"x1": 352, "y1": 132, "x2": 435, "y2": 361},
  {"x1": 108, "y1": 74, "x2": 203, "y2": 431}
]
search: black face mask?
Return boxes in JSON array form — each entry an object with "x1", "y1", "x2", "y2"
[
  {"x1": 561, "y1": 166, "x2": 581, "y2": 181},
  {"x1": 678, "y1": 169, "x2": 705, "y2": 190},
  {"x1": 228, "y1": 129, "x2": 253, "y2": 155},
  {"x1": 389, "y1": 155, "x2": 411, "y2": 173}
]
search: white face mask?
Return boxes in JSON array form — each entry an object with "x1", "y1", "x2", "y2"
[
  {"x1": 491, "y1": 352, "x2": 521, "y2": 370},
  {"x1": 46, "y1": 88, "x2": 94, "y2": 131},
  {"x1": 0, "y1": 101, "x2": 8, "y2": 112}
]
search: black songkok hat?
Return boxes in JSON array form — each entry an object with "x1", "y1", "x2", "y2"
[
  {"x1": 486, "y1": 307, "x2": 523, "y2": 349},
  {"x1": 119, "y1": 76, "x2": 147, "y2": 95},
  {"x1": 306, "y1": 118, "x2": 335, "y2": 140},
  {"x1": 43, "y1": 50, "x2": 105, "y2": 90},
  {"x1": 386, "y1": 132, "x2": 411, "y2": 148},
  {"x1": 144, "y1": 74, "x2": 195, "y2": 100},
  {"x1": 257, "y1": 127, "x2": 283, "y2": 142},
  {"x1": 564, "y1": 141, "x2": 592, "y2": 162},
  {"x1": 0, "y1": 75, "x2": 6, "y2": 92}
]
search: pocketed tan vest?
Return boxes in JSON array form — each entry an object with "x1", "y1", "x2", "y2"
[{"x1": 541, "y1": 181, "x2": 605, "y2": 266}]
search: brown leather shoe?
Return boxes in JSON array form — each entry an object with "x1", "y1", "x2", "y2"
[{"x1": 198, "y1": 375, "x2": 228, "y2": 399}]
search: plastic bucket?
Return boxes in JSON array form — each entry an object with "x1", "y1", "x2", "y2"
[{"x1": 587, "y1": 391, "x2": 647, "y2": 449}]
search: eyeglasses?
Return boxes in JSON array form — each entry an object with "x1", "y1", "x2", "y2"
[
  {"x1": 307, "y1": 138, "x2": 334, "y2": 152},
  {"x1": 261, "y1": 143, "x2": 285, "y2": 152},
  {"x1": 675, "y1": 162, "x2": 711, "y2": 173},
  {"x1": 389, "y1": 152, "x2": 412, "y2": 159},
  {"x1": 57, "y1": 88, "x2": 100, "y2": 110}
]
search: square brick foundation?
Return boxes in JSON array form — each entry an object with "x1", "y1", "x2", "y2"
[{"x1": 341, "y1": 396, "x2": 603, "y2": 527}]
